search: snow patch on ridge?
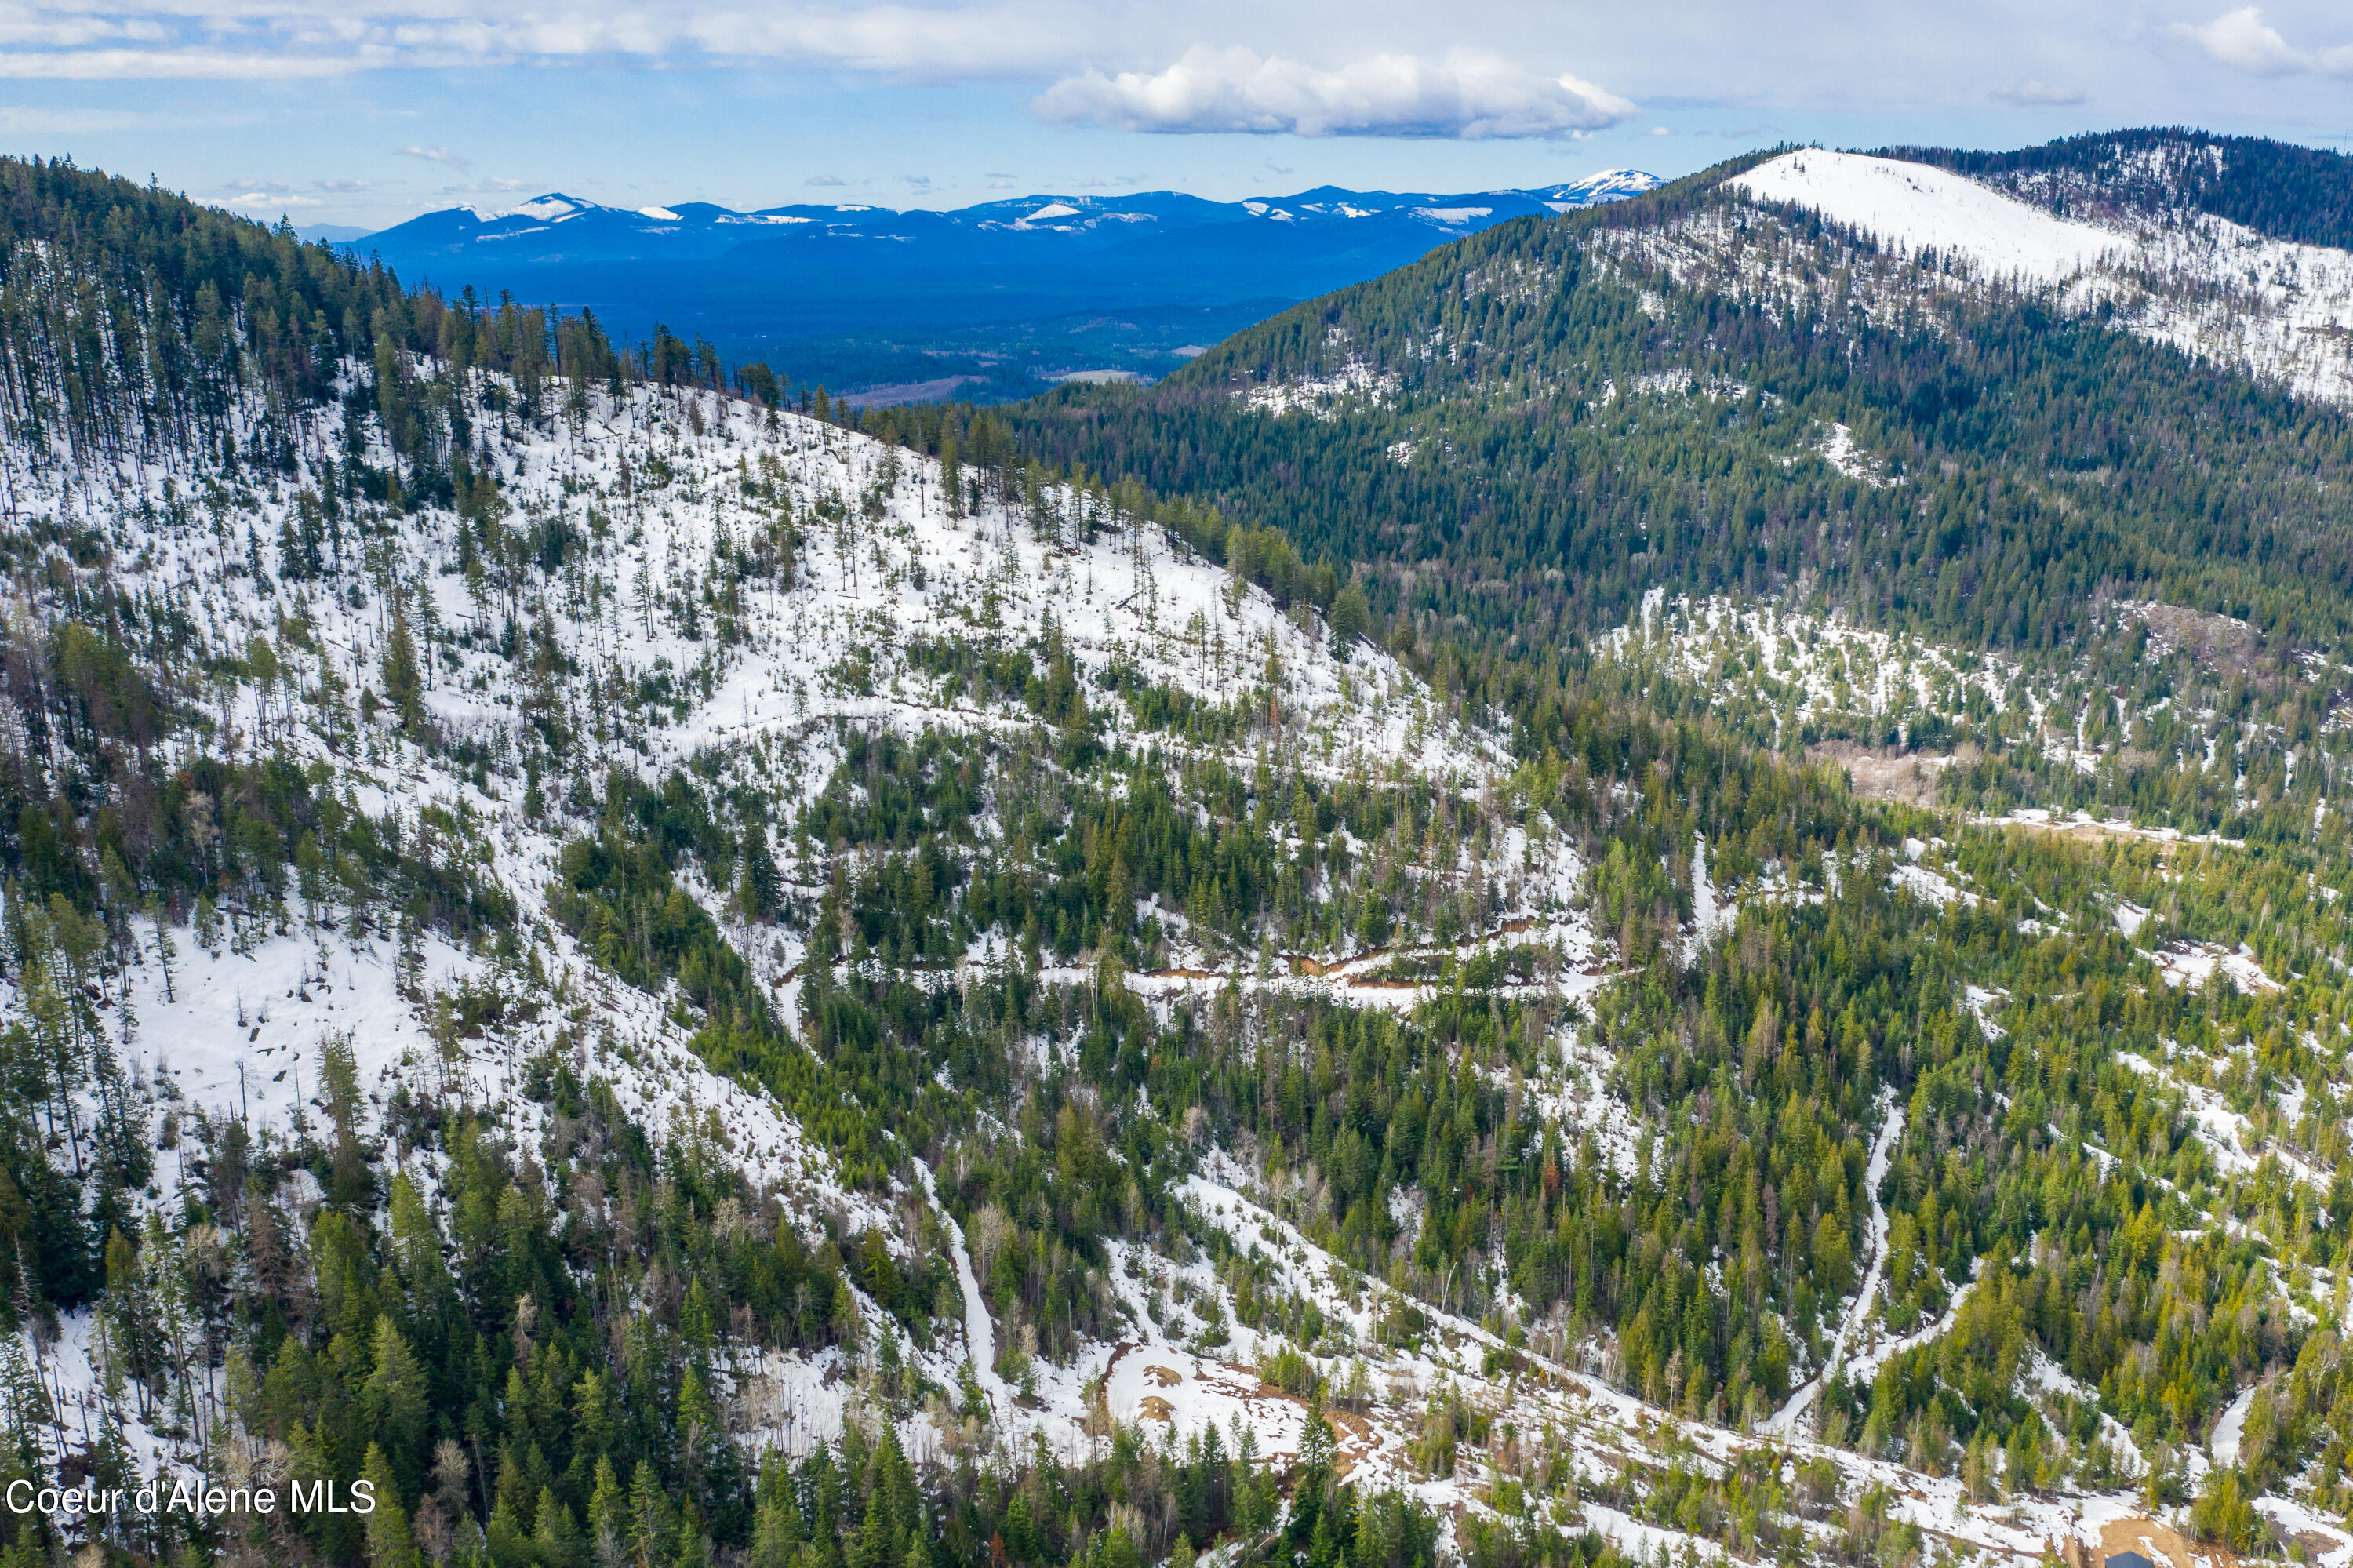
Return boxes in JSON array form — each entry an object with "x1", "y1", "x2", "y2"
[
  {"x1": 1726, "y1": 148, "x2": 2353, "y2": 406},
  {"x1": 1730, "y1": 151, "x2": 2122, "y2": 285}
]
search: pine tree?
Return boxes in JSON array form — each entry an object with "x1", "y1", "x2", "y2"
[
  {"x1": 363, "y1": 1441, "x2": 424, "y2": 1568},
  {"x1": 534, "y1": 1486, "x2": 585, "y2": 1568},
  {"x1": 627, "y1": 1461, "x2": 672, "y2": 1567},
  {"x1": 362, "y1": 1315, "x2": 430, "y2": 1489},
  {"x1": 589, "y1": 1455, "x2": 626, "y2": 1567},
  {"x1": 751, "y1": 1478, "x2": 805, "y2": 1568},
  {"x1": 381, "y1": 597, "x2": 427, "y2": 731}
]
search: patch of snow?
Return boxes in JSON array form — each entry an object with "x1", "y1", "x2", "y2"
[
  {"x1": 2212, "y1": 1383, "x2": 2257, "y2": 1466},
  {"x1": 1762, "y1": 1088, "x2": 1900, "y2": 1435},
  {"x1": 1727, "y1": 148, "x2": 2353, "y2": 407},
  {"x1": 1242, "y1": 363, "x2": 1397, "y2": 417},
  {"x1": 1729, "y1": 151, "x2": 2122, "y2": 286}
]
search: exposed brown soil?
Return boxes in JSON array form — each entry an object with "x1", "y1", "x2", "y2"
[
  {"x1": 1806, "y1": 740, "x2": 1977, "y2": 805},
  {"x1": 2122, "y1": 602, "x2": 2264, "y2": 675},
  {"x1": 2095, "y1": 1515, "x2": 2230, "y2": 1568}
]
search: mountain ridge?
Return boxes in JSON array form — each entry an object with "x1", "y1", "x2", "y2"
[
  {"x1": 2, "y1": 136, "x2": 2353, "y2": 1568},
  {"x1": 350, "y1": 170, "x2": 1665, "y2": 256},
  {"x1": 332, "y1": 170, "x2": 1662, "y2": 405}
]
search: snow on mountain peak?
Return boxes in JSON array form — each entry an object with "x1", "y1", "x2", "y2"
[
  {"x1": 1729, "y1": 150, "x2": 2118, "y2": 284},
  {"x1": 1544, "y1": 168, "x2": 1664, "y2": 209},
  {"x1": 502, "y1": 192, "x2": 597, "y2": 222},
  {"x1": 1721, "y1": 148, "x2": 2353, "y2": 406}
]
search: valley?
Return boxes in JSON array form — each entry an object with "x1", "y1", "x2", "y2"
[
  {"x1": 340, "y1": 174, "x2": 1664, "y2": 409},
  {"x1": 2, "y1": 133, "x2": 2353, "y2": 1568}
]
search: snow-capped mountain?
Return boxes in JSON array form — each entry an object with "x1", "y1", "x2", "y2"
[
  {"x1": 334, "y1": 173, "x2": 1661, "y2": 404},
  {"x1": 355, "y1": 174, "x2": 1662, "y2": 263}
]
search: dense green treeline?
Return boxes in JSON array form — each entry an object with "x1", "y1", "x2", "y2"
[
  {"x1": 0, "y1": 158, "x2": 624, "y2": 481},
  {"x1": 933, "y1": 157, "x2": 2353, "y2": 716},
  {"x1": 1887, "y1": 128, "x2": 2353, "y2": 251},
  {"x1": 999, "y1": 266, "x2": 2351, "y2": 664}
]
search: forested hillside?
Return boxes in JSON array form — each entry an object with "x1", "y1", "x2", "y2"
[
  {"x1": 973, "y1": 129, "x2": 2353, "y2": 1563},
  {"x1": 0, "y1": 136, "x2": 2351, "y2": 1568}
]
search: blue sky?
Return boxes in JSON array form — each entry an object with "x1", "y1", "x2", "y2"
[{"x1": 9, "y1": 0, "x2": 2353, "y2": 231}]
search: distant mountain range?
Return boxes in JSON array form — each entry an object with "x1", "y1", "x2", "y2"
[
  {"x1": 349, "y1": 172, "x2": 1660, "y2": 262},
  {"x1": 331, "y1": 172, "x2": 1660, "y2": 401}
]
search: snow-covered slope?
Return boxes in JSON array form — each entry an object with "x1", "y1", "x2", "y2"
[
  {"x1": 1730, "y1": 151, "x2": 2125, "y2": 285},
  {"x1": 0, "y1": 366, "x2": 1602, "y2": 1498},
  {"x1": 1724, "y1": 148, "x2": 2353, "y2": 405},
  {"x1": 24, "y1": 143, "x2": 2353, "y2": 1566}
]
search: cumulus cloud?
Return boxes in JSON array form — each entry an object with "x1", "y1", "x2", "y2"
[
  {"x1": 2177, "y1": 6, "x2": 2353, "y2": 76},
  {"x1": 1990, "y1": 79, "x2": 2084, "y2": 105},
  {"x1": 398, "y1": 144, "x2": 468, "y2": 166},
  {"x1": 1031, "y1": 45, "x2": 1635, "y2": 138}
]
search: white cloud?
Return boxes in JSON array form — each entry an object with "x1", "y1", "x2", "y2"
[
  {"x1": 1990, "y1": 79, "x2": 2085, "y2": 105},
  {"x1": 1031, "y1": 45, "x2": 1635, "y2": 138},
  {"x1": 0, "y1": 45, "x2": 357, "y2": 77},
  {"x1": 432, "y1": 176, "x2": 527, "y2": 195},
  {"x1": 398, "y1": 144, "x2": 467, "y2": 166},
  {"x1": 1, "y1": 0, "x2": 2340, "y2": 127},
  {"x1": 0, "y1": 1, "x2": 1077, "y2": 82},
  {"x1": 224, "y1": 181, "x2": 325, "y2": 207},
  {"x1": 2177, "y1": 6, "x2": 2353, "y2": 76},
  {"x1": 0, "y1": 14, "x2": 164, "y2": 46}
]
